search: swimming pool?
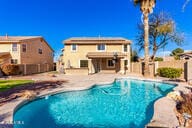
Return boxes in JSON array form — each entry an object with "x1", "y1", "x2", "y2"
[{"x1": 14, "y1": 78, "x2": 176, "y2": 128}]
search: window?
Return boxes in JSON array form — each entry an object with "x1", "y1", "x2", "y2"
[
  {"x1": 97, "y1": 44, "x2": 105, "y2": 51},
  {"x1": 11, "y1": 59, "x2": 18, "y2": 64},
  {"x1": 107, "y1": 59, "x2": 114, "y2": 68},
  {"x1": 80, "y1": 60, "x2": 88, "y2": 68},
  {"x1": 22, "y1": 44, "x2": 27, "y2": 52},
  {"x1": 124, "y1": 60, "x2": 128, "y2": 66},
  {"x1": 71, "y1": 44, "x2": 77, "y2": 51},
  {"x1": 38, "y1": 49, "x2": 43, "y2": 54},
  {"x1": 12, "y1": 43, "x2": 17, "y2": 51},
  {"x1": 123, "y1": 44, "x2": 128, "y2": 52}
]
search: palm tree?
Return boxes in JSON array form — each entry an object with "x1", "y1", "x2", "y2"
[{"x1": 134, "y1": 0, "x2": 156, "y2": 77}]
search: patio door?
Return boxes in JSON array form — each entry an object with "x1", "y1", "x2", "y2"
[
  {"x1": 93, "y1": 59, "x2": 101, "y2": 73},
  {"x1": 95, "y1": 59, "x2": 101, "y2": 73}
]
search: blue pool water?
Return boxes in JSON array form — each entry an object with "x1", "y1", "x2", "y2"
[{"x1": 14, "y1": 79, "x2": 175, "y2": 128}]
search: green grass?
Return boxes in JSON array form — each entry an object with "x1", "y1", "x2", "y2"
[{"x1": 0, "y1": 80, "x2": 34, "y2": 92}]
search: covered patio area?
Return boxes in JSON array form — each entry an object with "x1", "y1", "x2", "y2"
[{"x1": 87, "y1": 52, "x2": 129, "y2": 74}]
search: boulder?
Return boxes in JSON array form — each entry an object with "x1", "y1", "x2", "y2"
[{"x1": 167, "y1": 91, "x2": 183, "y2": 102}]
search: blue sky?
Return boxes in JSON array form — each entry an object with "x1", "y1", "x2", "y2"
[{"x1": 0, "y1": 0, "x2": 191, "y2": 60}]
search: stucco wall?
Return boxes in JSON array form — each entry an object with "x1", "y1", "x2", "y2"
[
  {"x1": 158, "y1": 60, "x2": 187, "y2": 80},
  {"x1": 17, "y1": 64, "x2": 52, "y2": 75},
  {"x1": 0, "y1": 43, "x2": 21, "y2": 63},
  {"x1": 186, "y1": 61, "x2": 192, "y2": 81},
  {"x1": 20, "y1": 38, "x2": 53, "y2": 68},
  {"x1": 0, "y1": 38, "x2": 54, "y2": 70},
  {"x1": 131, "y1": 62, "x2": 142, "y2": 74},
  {"x1": 63, "y1": 44, "x2": 130, "y2": 69},
  {"x1": 131, "y1": 60, "x2": 187, "y2": 80}
]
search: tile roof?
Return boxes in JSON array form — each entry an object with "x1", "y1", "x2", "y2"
[
  {"x1": 0, "y1": 36, "x2": 42, "y2": 42},
  {"x1": 64, "y1": 37, "x2": 131, "y2": 44},
  {"x1": 179, "y1": 51, "x2": 192, "y2": 57},
  {"x1": 87, "y1": 52, "x2": 127, "y2": 58},
  {"x1": 0, "y1": 52, "x2": 11, "y2": 58},
  {"x1": 0, "y1": 52, "x2": 10, "y2": 56},
  {"x1": 0, "y1": 36, "x2": 54, "y2": 51}
]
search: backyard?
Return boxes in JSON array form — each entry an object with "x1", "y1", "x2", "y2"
[{"x1": 0, "y1": 80, "x2": 34, "y2": 92}]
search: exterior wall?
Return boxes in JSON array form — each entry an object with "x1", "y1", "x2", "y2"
[
  {"x1": 131, "y1": 62, "x2": 142, "y2": 74},
  {"x1": 0, "y1": 43, "x2": 21, "y2": 63},
  {"x1": 0, "y1": 38, "x2": 54, "y2": 70},
  {"x1": 131, "y1": 60, "x2": 187, "y2": 80},
  {"x1": 20, "y1": 38, "x2": 53, "y2": 68},
  {"x1": 157, "y1": 60, "x2": 186, "y2": 80},
  {"x1": 63, "y1": 43, "x2": 131, "y2": 74},
  {"x1": 17, "y1": 64, "x2": 52, "y2": 75},
  {"x1": 187, "y1": 61, "x2": 192, "y2": 81},
  {"x1": 63, "y1": 44, "x2": 95, "y2": 68}
]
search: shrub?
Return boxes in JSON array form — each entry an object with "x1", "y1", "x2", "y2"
[
  {"x1": 154, "y1": 57, "x2": 163, "y2": 61},
  {"x1": 157, "y1": 67, "x2": 183, "y2": 79},
  {"x1": 0, "y1": 64, "x2": 21, "y2": 75}
]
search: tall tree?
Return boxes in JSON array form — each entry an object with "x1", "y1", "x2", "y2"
[
  {"x1": 136, "y1": 12, "x2": 184, "y2": 61},
  {"x1": 131, "y1": 50, "x2": 139, "y2": 62},
  {"x1": 170, "y1": 48, "x2": 184, "y2": 60},
  {"x1": 134, "y1": 0, "x2": 156, "y2": 77}
]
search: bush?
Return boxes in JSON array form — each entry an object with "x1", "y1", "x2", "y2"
[
  {"x1": 157, "y1": 67, "x2": 183, "y2": 79},
  {"x1": 0, "y1": 64, "x2": 21, "y2": 76},
  {"x1": 154, "y1": 57, "x2": 163, "y2": 61}
]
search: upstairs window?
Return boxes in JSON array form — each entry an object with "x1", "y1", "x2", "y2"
[
  {"x1": 71, "y1": 44, "x2": 77, "y2": 51},
  {"x1": 80, "y1": 60, "x2": 88, "y2": 68},
  {"x1": 38, "y1": 49, "x2": 43, "y2": 54},
  {"x1": 97, "y1": 44, "x2": 105, "y2": 51},
  {"x1": 123, "y1": 44, "x2": 128, "y2": 52},
  {"x1": 22, "y1": 44, "x2": 27, "y2": 52},
  {"x1": 12, "y1": 43, "x2": 17, "y2": 51}
]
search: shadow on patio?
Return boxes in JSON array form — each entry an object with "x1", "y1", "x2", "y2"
[{"x1": 0, "y1": 80, "x2": 68, "y2": 106}]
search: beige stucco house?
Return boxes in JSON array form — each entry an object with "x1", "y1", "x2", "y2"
[
  {"x1": 0, "y1": 36, "x2": 54, "y2": 69},
  {"x1": 179, "y1": 51, "x2": 192, "y2": 60},
  {"x1": 62, "y1": 37, "x2": 131, "y2": 74}
]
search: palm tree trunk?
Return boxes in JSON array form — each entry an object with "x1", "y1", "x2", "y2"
[
  {"x1": 151, "y1": 43, "x2": 157, "y2": 61},
  {"x1": 143, "y1": 12, "x2": 150, "y2": 77}
]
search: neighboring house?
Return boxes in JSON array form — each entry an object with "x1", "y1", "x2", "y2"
[
  {"x1": 179, "y1": 51, "x2": 192, "y2": 60},
  {"x1": 0, "y1": 36, "x2": 54, "y2": 70},
  {"x1": 62, "y1": 37, "x2": 131, "y2": 74}
]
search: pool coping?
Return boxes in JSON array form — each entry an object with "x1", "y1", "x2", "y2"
[{"x1": 0, "y1": 75, "x2": 189, "y2": 128}]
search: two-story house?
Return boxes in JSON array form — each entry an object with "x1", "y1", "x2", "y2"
[
  {"x1": 0, "y1": 36, "x2": 54, "y2": 70},
  {"x1": 62, "y1": 37, "x2": 131, "y2": 74}
]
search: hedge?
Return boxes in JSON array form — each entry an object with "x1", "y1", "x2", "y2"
[{"x1": 157, "y1": 67, "x2": 183, "y2": 79}]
